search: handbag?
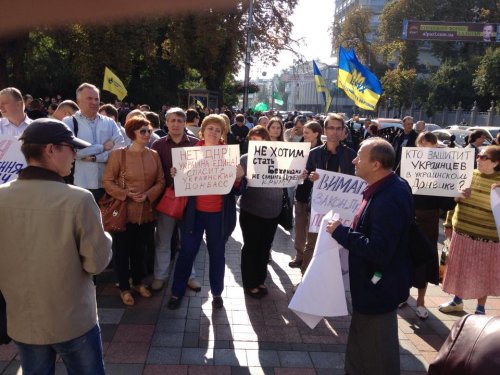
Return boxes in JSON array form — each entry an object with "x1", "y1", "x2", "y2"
[
  {"x1": 428, "y1": 314, "x2": 500, "y2": 375},
  {"x1": 156, "y1": 186, "x2": 188, "y2": 220},
  {"x1": 0, "y1": 291, "x2": 10, "y2": 345},
  {"x1": 278, "y1": 188, "x2": 293, "y2": 230},
  {"x1": 99, "y1": 149, "x2": 127, "y2": 232}
]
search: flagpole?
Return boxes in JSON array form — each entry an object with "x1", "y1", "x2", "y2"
[{"x1": 242, "y1": 0, "x2": 254, "y2": 112}]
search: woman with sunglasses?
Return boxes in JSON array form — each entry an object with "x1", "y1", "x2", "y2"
[
  {"x1": 102, "y1": 117, "x2": 165, "y2": 306},
  {"x1": 439, "y1": 145, "x2": 500, "y2": 315}
]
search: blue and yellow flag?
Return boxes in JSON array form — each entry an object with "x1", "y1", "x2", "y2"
[
  {"x1": 103, "y1": 67, "x2": 127, "y2": 100},
  {"x1": 312, "y1": 60, "x2": 332, "y2": 113},
  {"x1": 194, "y1": 96, "x2": 205, "y2": 109},
  {"x1": 337, "y1": 47, "x2": 382, "y2": 111}
]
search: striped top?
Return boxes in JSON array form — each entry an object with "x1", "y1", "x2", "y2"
[{"x1": 452, "y1": 170, "x2": 500, "y2": 242}]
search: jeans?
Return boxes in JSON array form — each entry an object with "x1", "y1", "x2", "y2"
[
  {"x1": 154, "y1": 212, "x2": 196, "y2": 281},
  {"x1": 172, "y1": 210, "x2": 225, "y2": 298},
  {"x1": 15, "y1": 324, "x2": 105, "y2": 375}
]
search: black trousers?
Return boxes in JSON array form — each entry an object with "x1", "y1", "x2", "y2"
[
  {"x1": 240, "y1": 209, "x2": 279, "y2": 289},
  {"x1": 113, "y1": 221, "x2": 155, "y2": 291}
]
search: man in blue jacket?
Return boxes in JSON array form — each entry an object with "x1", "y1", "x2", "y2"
[{"x1": 327, "y1": 137, "x2": 412, "y2": 375}]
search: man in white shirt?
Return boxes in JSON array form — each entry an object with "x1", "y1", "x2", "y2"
[
  {"x1": 0, "y1": 87, "x2": 33, "y2": 137},
  {"x1": 63, "y1": 83, "x2": 125, "y2": 202}
]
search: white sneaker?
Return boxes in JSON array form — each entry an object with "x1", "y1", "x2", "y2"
[
  {"x1": 438, "y1": 300, "x2": 464, "y2": 313},
  {"x1": 415, "y1": 306, "x2": 429, "y2": 320},
  {"x1": 187, "y1": 277, "x2": 201, "y2": 292}
]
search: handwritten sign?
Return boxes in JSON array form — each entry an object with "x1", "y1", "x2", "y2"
[
  {"x1": 172, "y1": 145, "x2": 240, "y2": 196},
  {"x1": 492, "y1": 187, "x2": 500, "y2": 239},
  {"x1": 401, "y1": 147, "x2": 475, "y2": 197},
  {"x1": 309, "y1": 169, "x2": 367, "y2": 233},
  {"x1": 246, "y1": 141, "x2": 309, "y2": 188},
  {"x1": 0, "y1": 135, "x2": 27, "y2": 184},
  {"x1": 289, "y1": 211, "x2": 349, "y2": 328}
]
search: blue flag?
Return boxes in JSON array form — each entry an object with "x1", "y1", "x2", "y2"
[
  {"x1": 312, "y1": 60, "x2": 332, "y2": 113},
  {"x1": 337, "y1": 47, "x2": 382, "y2": 111}
]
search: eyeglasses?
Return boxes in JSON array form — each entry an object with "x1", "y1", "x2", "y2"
[
  {"x1": 139, "y1": 128, "x2": 152, "y2": 135},
  {"x1": 57, "y1": 144, "x2": 77, "y2": 153},
  {"x1": 477, "y1": 154, "x2": 491, "y2": 161},
  {"x1": 325, "y1": 126, "x2": 343, "y2": 131}
]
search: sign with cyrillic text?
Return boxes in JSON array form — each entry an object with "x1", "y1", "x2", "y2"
[
  {"x1": 309, "y1": 169, "x2": 367, "y2": 233},
  {"x1": 172, "y1": 145, "x2": 240, "y2": 196},
  {"x1": 0, "y1": 135, "x2": 27, "y2": 184},
  {"x1": 401, "y1": 147, "x2": 475, "y2": 197},
  {"x1": 246, "y1": 141, "x2": 309, "y2": 187}
]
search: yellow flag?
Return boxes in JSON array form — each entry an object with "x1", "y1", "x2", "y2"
[{"x1": 103, "y1": 67, "x2": 127, "y2": 100}]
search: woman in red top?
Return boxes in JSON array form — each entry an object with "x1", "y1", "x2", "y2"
[{"x1": 168, "y1": 115, "x2": 244, "y2": 309}]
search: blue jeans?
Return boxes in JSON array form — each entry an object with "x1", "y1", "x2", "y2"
[
  {"x1": 172, "y1": 210, "x2": 225, "y2": 298},
  {"x1": 15, "y1": 324, "x2": 105, "y2": 375}
]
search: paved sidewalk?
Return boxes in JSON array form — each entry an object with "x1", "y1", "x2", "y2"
[{"x1": 1, "y1": 215, "x2": 499, "y2": 374}]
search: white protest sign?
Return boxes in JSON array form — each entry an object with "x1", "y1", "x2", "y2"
[
  {"x1": 401, "y1": 147, "x2": 475, "y2": 197},
  {"x1": 289, "y1": 211, "x2": 349, "y2": 329},
  {"x1": 172, "y1": 145, "x2": 240, "y2": 196},
  {"x1": 0, "y1": 135, "x2": 27, "y2": 184},
  {"x1": 309, "y1": 169, "x2": 367, "y2": 233},
  {"x1": 491, "y1": 187, "x2": 500, "y2": 239},
  {"x1": 246, "y1": 141, "x2": 309, "y2": 188}
]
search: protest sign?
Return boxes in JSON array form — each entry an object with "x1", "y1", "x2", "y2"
[
  {"x1": 0, "y1": 135, "x2": 27, "y2": 184},
  {"x1": 309, "y1": 169, "x2": 367, "y2": 233},
  {"x1": 246, "y1": 141, "x2": 309, "y2": 188},
  {"x1": 401, "y1": 147, "x2": 475, "y2": 197},
  {"x1": 172, "y1": 145, "x2": 240, "y2": 196},
  {"x1": 289, "y1": 211, "x2": 349, "y2": 329}
]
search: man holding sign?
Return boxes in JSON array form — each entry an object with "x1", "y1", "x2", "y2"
[{"x1": 326, "y1": 138, "x2": 412, "y2": 375}]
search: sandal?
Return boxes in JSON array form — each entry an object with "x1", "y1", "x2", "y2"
[
  {"x1": 120, "y1": 290, "x2": 135, "y2": 306},
  {"x1": 415, "y1": 306, "x2": 429, "y2": 320},
  {"x1": 132, "y1": 284, "x2": 152, "y2": 298}
]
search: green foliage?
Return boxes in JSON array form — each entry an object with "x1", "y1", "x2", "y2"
[
  {"x1": 473, "y1": 47, "x2": 500, "y2": 99},
  {"x1": 380, "y1": 67, "x2": 417, "y2": 108}
]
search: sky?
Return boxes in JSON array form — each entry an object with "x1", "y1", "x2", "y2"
[{"x1": 237, "y1": 0, "x2": 336, "y2": 80}]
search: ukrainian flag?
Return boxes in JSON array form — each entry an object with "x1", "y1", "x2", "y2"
[
  {"x1": 194, "y1": 96, "x2": 205, "y2": 109},
  {"x1": 312, "y1": 60, "x2": 332, "y2": 113},
  {"x1": 337, "y1": 47, "x2": 382, "y2": 111},
  {"x1": 103, "y1": 67, "x2": 127, "y2": 101}
]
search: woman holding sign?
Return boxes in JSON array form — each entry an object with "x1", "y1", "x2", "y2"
[
  {"x1": 439, "y1": 145, "x2": 500, "y2": 315},
  {"x1": 168, "y1": 115, "x2": 244, "y2": 310},
  {"x1": 408, "y1": 132, "x2": 455, "y2": 320},
  {"x1": 239, "y1": 125, "x2": 283, "y2": 298}
]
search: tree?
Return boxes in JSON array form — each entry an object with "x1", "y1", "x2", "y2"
[
  {"x1": 473, "y1": 47, "x2": 500, "y2": 100},
  {"x1": 379, "y1": 67, "x2": 417, "y2": 109}
]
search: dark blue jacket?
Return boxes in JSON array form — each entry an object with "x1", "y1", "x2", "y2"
[
  {"x1": 180, "y1": 188, "x2": 239, "y2": 244},
  {"x1": 306, "y1": 143, "x2": 356, "y2": 176},
  {"x1": 332, "y1": 173, "x2": 412, "y2": 315}
]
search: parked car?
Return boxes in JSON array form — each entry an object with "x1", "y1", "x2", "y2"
[
  {"x1": 372, "y1": 118, "x2": 404, "y2": 131},
  {"x1": 414, "y1": 123, "x2": 442, "y2": 132},
  {"x1": 432, "y1": 129, "x2": 492, "y2": 148},
  {"x1": 445, "y1": 125, "x2": 470, "y2": 130}
]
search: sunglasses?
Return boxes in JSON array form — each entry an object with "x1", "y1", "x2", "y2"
[
  {"x1": 476, "y1": 154, "x2": 491, "y2": 161},
  {"x1": 57, "y1": 144, "x2": 77, "y2": 153},
  {"x1": 139, "y1": 128, "x2": 152, "y2": 135}
]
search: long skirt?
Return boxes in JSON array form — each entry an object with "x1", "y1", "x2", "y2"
[
  {"x1": 412, "y1": 208, "x2": 440, "y2": 288},
  {"x1": 442, "y1": 231, "x2": 500, "y2": 299}
]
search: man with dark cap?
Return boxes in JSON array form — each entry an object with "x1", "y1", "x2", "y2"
[{"x1": 0, "y1": 118, "x2": 112, "y2": 374}]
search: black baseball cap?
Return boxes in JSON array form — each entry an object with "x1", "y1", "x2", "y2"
[{"x1": 19, "y1": 118, "x2": 91, "y2": 149}]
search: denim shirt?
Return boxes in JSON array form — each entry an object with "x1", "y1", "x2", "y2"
[{"x1": 63, "y1": 111, "x2": 125, "y2": 189}]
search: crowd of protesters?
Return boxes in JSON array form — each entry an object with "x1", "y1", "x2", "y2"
[{"x1": 0, "y1": 84, "x2": 499, "y2": 375}]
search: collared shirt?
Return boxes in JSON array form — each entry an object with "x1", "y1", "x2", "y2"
[
  {"x1": 0, "y1": 115, "x2": 33, "y2": 137},
  {"x1": 352, "y1": 172, "x2": 394, "y2": 229},
  {"x1": 62, "y1": 111, "x2": 125, "y2": 189}
]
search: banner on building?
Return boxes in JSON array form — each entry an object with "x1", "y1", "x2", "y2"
[
  {"x1": 246, "y1": 141, "x2": 309, "y2": 188},
  {"x1": 309, "y1": 169, "x2": 367, "y2": 233},
  {"x1": 403, "y1": 20, "x2": 500, "y2": 43},
  {"x1": 401, "y1": 147, "x2": 475, "y2": 197},
  {"x1": 0, "y1": 135, "x2": 27, "y2": 184},
  {"x1": 172, "y1": 145, "x2": 240, "y2": 196}
]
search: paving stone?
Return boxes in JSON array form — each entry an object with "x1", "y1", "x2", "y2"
[
  {"x1": 180, "y1": 348, "x2": 214, "y2": 365},
  {"x1": 400, "y1": 354, "x2": 428, "y2": 372},
  {"x1": 277, "y1": 351, "x2": 313, "y2": 368},
  {"x1": 187, "y1": 364, "x2": 231, "y2": 375},
  {"x1": 105, "y1": 342, "x2": 149, "y2": 363},
  {"x1": 183, "y1": 332, "x2": 199, "y2": 347},
  {"x1": 309, "y1": 352, "x2": 344, "y2": 369},
  {"x1": 146, "y1": 347, "x2": 182, "y2": 364},
  {"x1": 155, "y1": 318, "x2": 187, "y2": 333},
  {"x1": 213, "y1": 348, "x2": 248, "y2": 366},
  {"x1": 0, "y1": 342, "x2": 17, "y2": 361},
  {"x1": 121, "y1": 308, "x2": 159, "y2": 325},
  {"x1": 100, "y1": 324, "x2": 118, "y2": 342},
  {"x1": 143, "y1": 364, "x2": 188, "y2": 375},
  {"x1": 104, "y1": 363, "x2": 145, "y2": 375},
  {"x1": 98, "y1": 307, "x2": 125, "y2": 324},
  {"x1": 185, "y1": 319, "x2": 201, "y2": 333},
  {"x1": 245, "y1": 349, "x2": 280, "y2": 367},
  {"x1": 0, "y1": 362, "x2": 9, "y2": 373},
  {"x1": 273, "y1": 368, "x2": 316, "y2": 375},
  {"x1": 112, "y1": 324, "x2": 154, "y2": 343},
  {"x1": 151, "y1": 332, "x2": 184, "y2": 347},
  {"x1": 230, "y1": 366, "x2": 274, "y2": 375}
]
